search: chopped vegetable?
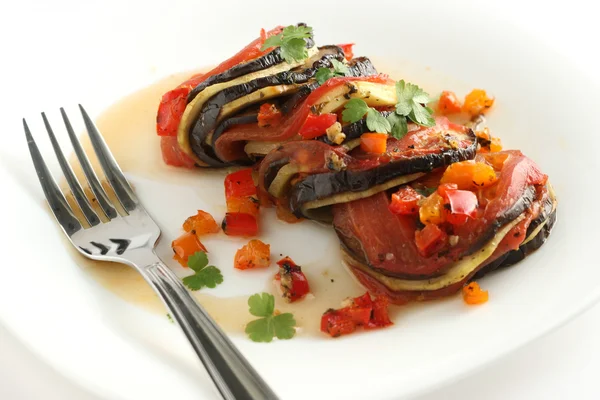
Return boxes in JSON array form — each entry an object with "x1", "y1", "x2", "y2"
[
  {"x1": 462, "y1": 281, "x2": 489, "y2": 305},
  {"x1": 222, "y1": 212, "x2": 258, "y2": 237},
  {"x1": 463, "y1": 89, "x2": 494, "y2": 116},
  {"x1": 419, "y1": 192, "x2": 445, "y2": 225},
  {"x1": 389, "y1": 186, "x2": 423, "y2": 215},
  {"x1": 437, "y1": 90, "x2": 462, "y2": 114},
  {"x1": 299, "y1": 113, "x2": 338, "y2": 139},
  {"x1": 172, "y1": 232, "x2": 207, "y2": 267},
  {"x1": 443, "y1": 189, "x2": 478, "y2": 226},
  {"x1": 226, "y1": 196, "x2": 260, "y2": 218},
  {"x1": 261, "y1": 24, "x2": 313, "y2": 63},
  {"x1": 182, "y1": 251, "x2": 224, "y2": 291},
  {"x1": 234, "y1": 239, "x2": 271, "y2": 270},
  {"x1": 183, "y1": 210, "x2": 220, "y2": 236},
  {"x1": 257, "y1": 103, "x2": 282, "y2": 128},
  {"x1": 245, "y1": 292, "x2": 296, "y2": 342},
  {"x1": 414, "y1": 223, "x2": 447, "y2": 257},
  {"x1": 224, "y1": 168, "x2": 257, "y2": 198},
  {"x1": 476, "y1": 128, "x2": 503, "y2": 153},
  {"x1": 337, "y1": 43, "x2": 354, "y2": 61},
  {"x1": 274, "y1": 257, "x2": 310, "y2": 302},
  {"x1": 360, "y1": 133, "x2": 388, "y2": 154},
  {"x1": 440, "y1": 160, "x2": 498, "y2": 190},
  {"x1": 321, "y1": 292, "x2": 393, "y2": 337}
]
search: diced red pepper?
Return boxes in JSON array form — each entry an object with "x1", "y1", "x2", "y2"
[
  {"x1": 436, "y1": 183, "x2": 458, "y2": 199},
  {"x1": 437, "y1": 90, "x2": 462, "y2": 115},
  {"x1": 337, "y1": 43, "x2": 355, "y2": 61},
  {"x1": 367, "y1": 295, "x2": 393, "y2": 329},
  {"x1": 234, "y1": 239, "x2": 271, "y2": 270},
  {"x1": 172, "y1": 232, "x2": 207, "y2": 267},
  {"x1": 183, "y1": 210, "x2": 220, "y2": 236},
  {"x1": 389, "y1": 186, "x2": 423, "y2": 215},
  {"x1": 321, "y1": 292, "x2": 393, "y2": 337},
  {"x1": 257, "y1": 103, "x2": 282, "y2": 128},
  {"x1": 415, "y1": 224, "x2": 448, "y2": 257},
  {"x1": 225, "y1": 168, "x2": 257, "y2": 199},
  {"x1": 443, "y1": 189, "x2": 478, "y2": 226},
  {"x1": 222, "y1": 212, "x2": 258, "y2": 237},
  {"x1": 298, "y1": 113, "x2": 338, "y2": 139},
  {"x1": 274, "y1": 257, "x2": 310, "y2": 302},
  {"x1": 321, "y1": 309, "x2": 357, "y2": 337}
]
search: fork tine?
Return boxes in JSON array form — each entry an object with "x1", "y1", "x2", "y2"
[
  {"x1": 78, "y1": 104, "x2": 138, "y2": 213},
  {"x1": 42, "y1": 113, "x2": 100, "y2": 227},
  {"x1": 23, "y1": 119, "x2": 83, "y2": 236},
  {"x1": 60, "y1": 108, "x2": 118, "y2": 220}
]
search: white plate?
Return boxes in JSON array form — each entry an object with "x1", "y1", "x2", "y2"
[{"x1": 1, "y1": 1, "x2": 599, "y2": 400}]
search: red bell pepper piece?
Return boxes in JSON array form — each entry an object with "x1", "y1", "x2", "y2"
[
  {"x1": 274, "y1": 257, "x2": 310, "y2": 302},
  {"x1": 298, "y1": 113, "x2": 338, "y2": 139},
  {"x1": 415, "y1": 223, "x2": 448, "y2": 257},
  {"x1": 389, "y1": 186, "x2": 423, "y2": 215},
  {"x1": 159, "y1": 136, "x2": 196, "y2": 168},
  {"x1": 225, "y1": 168, "x2": 257, "y2": 199},
  {"x1": 222, "y1": 212, "x2": 258, "y2": 237},
  {"x1": 337, "y1": 43, "x2": 355, "y2": 61}
]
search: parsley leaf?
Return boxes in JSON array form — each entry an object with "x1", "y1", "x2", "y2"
[
  {"x1": 182, "y1": 251, "x2": 224, "y2": 291},
  {"x1": 395, "y1": 80, "x2": 435, "y2": 128},
  {"x1": 315, "y1": 59, "x2": 351, "y2": 85},
  {"x1": 387, "y1": 113, "x2": 408, "y2": 139},
  {"x1": 366, "y1": 108, "x2": 391, "y2": 133},
  {"x1": 248, "y1": 292, "x2": 275, "y2": 317},
  {"x1": 341, "y1": 98, "x2": 370, "y2": 123},
  {"x1": 261, "y1": 25, "x2": 313, "y2": 64},
  {"x1": 244, "y1": 292, "x2": 296, "y2": 343}
]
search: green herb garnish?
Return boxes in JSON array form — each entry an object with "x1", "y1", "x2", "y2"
[
  {"x1": 315, "y1": 59, "x2": 351, "y2": 84},
  {"x1": 261, "y1": 25, "x2": 313, "y2": 64},
  {"x1": 182, "y1": 251, "x2": 223, "y2": 291},
  {"x1": 341, "y1": 79, "x2": 436, "y2": 139},
  {"x1": 244, "y1": 293, "x2": 296, "y2": 343}
]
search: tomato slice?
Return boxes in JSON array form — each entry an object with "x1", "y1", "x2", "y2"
[
  {"x1": 160, "y1": 136, "x2": 196, "y2": 168},
  {"x1": 222, "y1": 213, "x2": 258, "y2": 237},
  {"x1": 298, "y1": 113, "x2": 338, "y2": 139},
  {"x1": 389, "y1": 186, "x2": 422, "y2": 215},
  {"x1": 225, "y1": 168, "x2": 257, "y2": 199},
  {"x1": 414, "y1": 223, "x2": 447, "y2": 257}
]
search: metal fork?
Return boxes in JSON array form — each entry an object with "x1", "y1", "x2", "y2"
[{"x1": 23, "y1": 105, "x2": 279, "y2": 400}]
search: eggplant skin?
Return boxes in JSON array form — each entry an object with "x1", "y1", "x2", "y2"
[
  {"x1": 288, "y1": 132, "x2": 477, "y2": 218},
  {"x1": 473, "y1": 194, "x2": 557, "y2": 280}
]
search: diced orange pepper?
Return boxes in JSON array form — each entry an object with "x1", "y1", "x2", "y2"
[
  {"x1": 440, "y1": 160, "x2": 498, "y2": 190},
  {"x1": 234, "y1": 239, "x2": 271, "y2": 270},
  {"x1": 463, "y1": 89, "x2": 494, "y2": 116},
  {"x1": 462, "y1": 282, "x2": 489, "y2": 305},
  {"x1": 172, "y1": 232, "x2": 207, "y2": 267},
  {"x1": 183, "y1": 210, "x2": 220, "y2": 236},
  {"x1": 437, "y1": 90, "x2": 462, "y2": 115},
  {"x1": 419, "y1": 193, "x2": 445, "y2": 225},
  {"x1": 360, "y1": 133, "x2": 387, "y2": 154},
  {"x1": 476, "y1": 128, "x2": 503, "y2": 153},
  {"x1": 226, "y1": 196, "x2": 260, "y2": 218},
  {"x1": 490, "y1": 137, "x2": 503, "y2": 152},
  {"x1": 480, "y1": 152, "x2": 509, "y2": 171}
]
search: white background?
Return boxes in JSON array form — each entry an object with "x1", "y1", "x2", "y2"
[{"x1": 1, "y1": 1, "x2": 598, "y2": 399}]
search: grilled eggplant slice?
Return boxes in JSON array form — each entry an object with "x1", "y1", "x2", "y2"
[
  {"x1": 258, "y1": 117, "x2": 477, "y2": 221},
  {"x1": 211, "y1": 57, "x2": 379, "y2": 163}
]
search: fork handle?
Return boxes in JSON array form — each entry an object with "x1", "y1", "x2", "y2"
[{"x1": 138, "y1": 255, "x2": 279, "y2": 400}]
